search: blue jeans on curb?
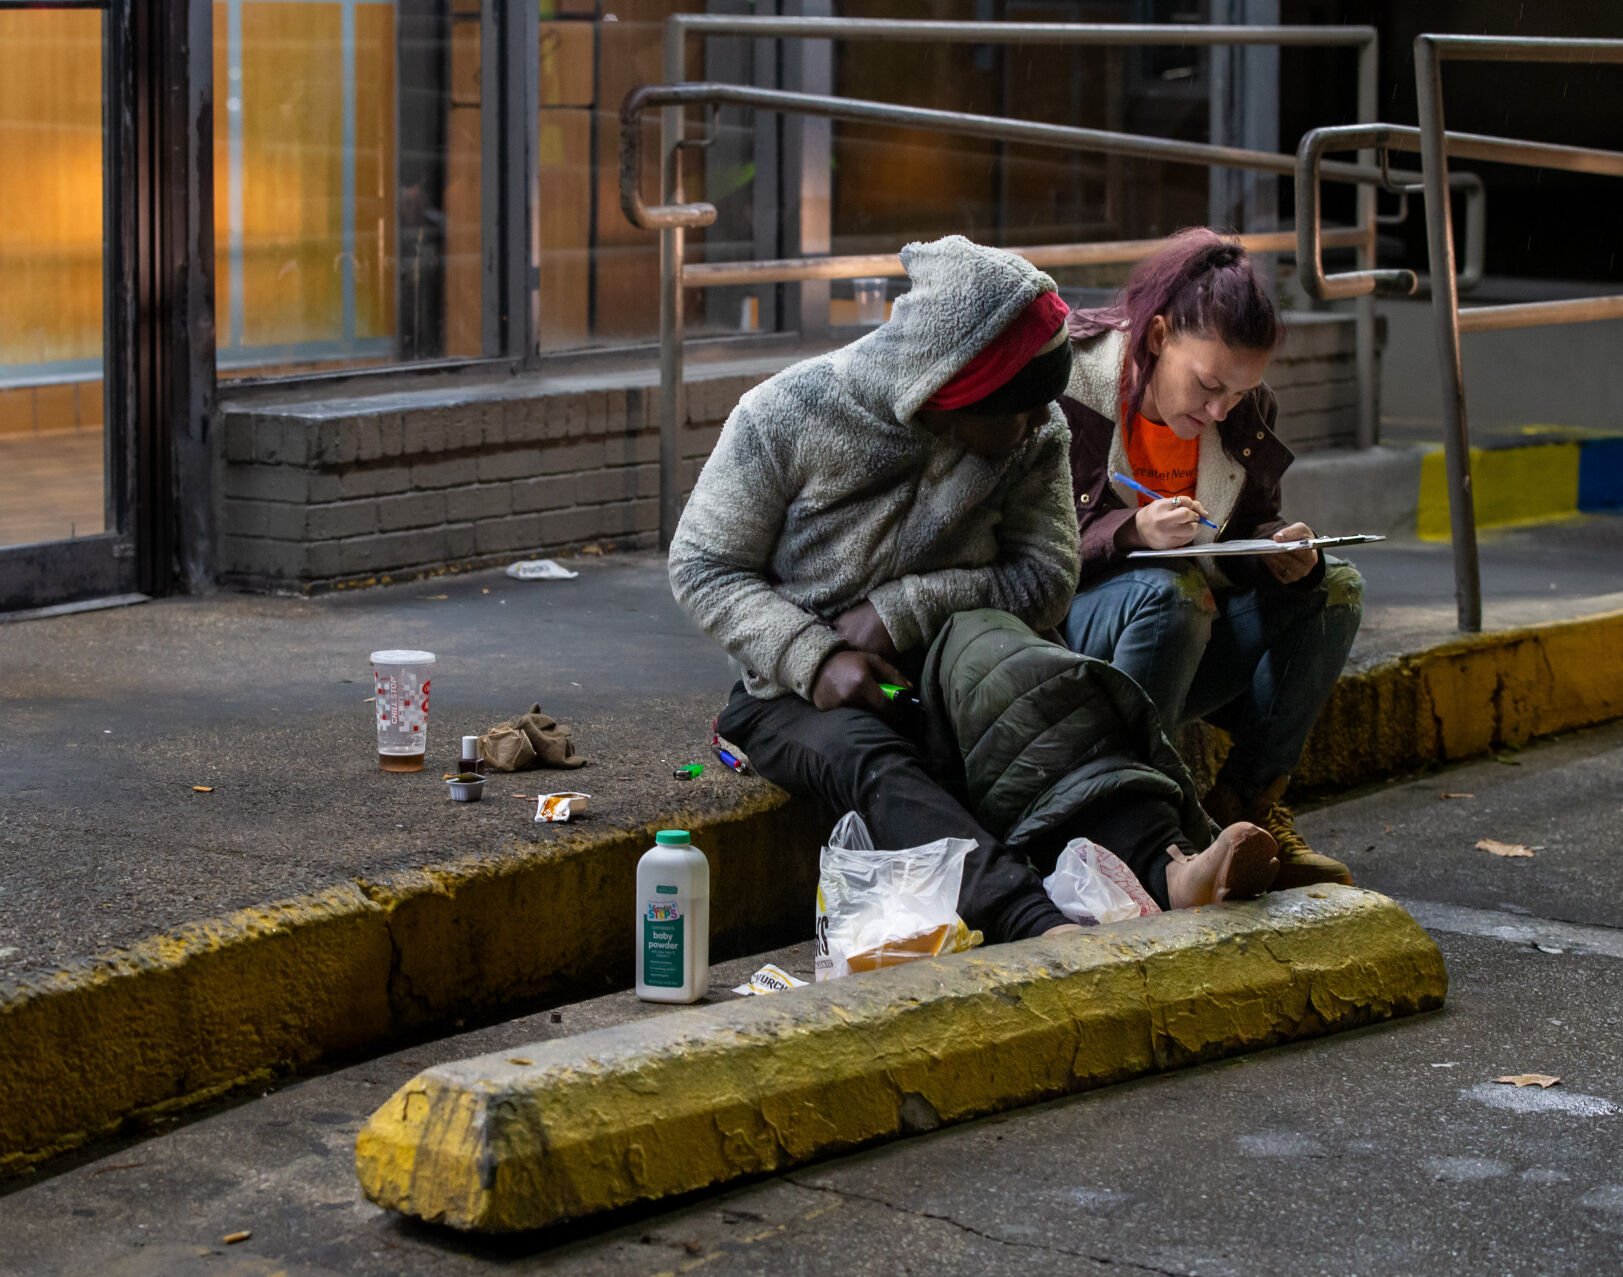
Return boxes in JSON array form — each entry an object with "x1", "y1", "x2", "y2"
[{"x1": 1060, "y1": 557, "x2": 1364, "y2": 803}]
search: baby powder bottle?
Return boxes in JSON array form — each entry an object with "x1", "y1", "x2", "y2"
[{"x1": 635, "y1": 829, "x2": 711, "y2": 1003}]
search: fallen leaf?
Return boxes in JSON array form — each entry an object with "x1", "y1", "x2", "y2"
[
  {"x1": 191, "y1": 785, "x2": 214, "y2": 793},
  {"x1": 88, "y1": 1160, "x2": 147, "y2": 1176},
  {"x1": 1495, "y1": 1074, "x2": 1560, "y2": 1089},
  {"x1": 1476, "y1": 838, "x2": 1535, "y2": 858},
  {"x1": 222, "y1": 1231, "x2": 252, "y2": 1245},
  {"x1": 1493, "y1": 754, "x2": 1522, "y2": 766},
  {"x1": 1440, "y1": 792, "x2": 1475, "y2": 800},
  {"x1": 507, "y1": 1057, "x2": 533, "y2": 1066}
]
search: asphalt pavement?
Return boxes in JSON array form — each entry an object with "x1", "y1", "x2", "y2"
[
  {"x1": 0, "y1": 718, "x2": 1619, "y2": 1275},
  {"x1": 4, "y1": 517, "x2": 1622, "y2": 982}
]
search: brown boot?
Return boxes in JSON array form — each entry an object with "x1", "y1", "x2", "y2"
[
  {"x1": 1203, "y1": 777, "x2": 1354, "y2": 890},
  {"x1": 1260, "y1": 800, "x2": 1354, "y2": 889}
]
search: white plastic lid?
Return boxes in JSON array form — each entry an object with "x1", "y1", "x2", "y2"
[
  {"x1": 462, "y1": 735, "x2": 479, "y2": 753},
  {"x1": 370, "y1": 649, "x2": 436, "y2": 664}
]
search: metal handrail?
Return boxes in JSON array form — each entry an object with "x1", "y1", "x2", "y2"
[
  {"x1": 635, "y1": 18, "x2": 1386, "y2": 550},
  {"x1": 1296, "y1": 125, "x2": 1491, "y2": 300},
  {"x1": 1413, "y1": 34, "x2": 1623, "y2": 631},
  {"x1": 622, "y1": 82, "x2": 1410, "y2": 232},
  {"x1": 667, "y1": 16, "x2": 1378, "y2": 48},
  {"x1": 624, "y1": 81, "x2": 1449, "y2": 544},
  {"x1": 679, "y1": 229, "x2": 1371, "y2": 290}
]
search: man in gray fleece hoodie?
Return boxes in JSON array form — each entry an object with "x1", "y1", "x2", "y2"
[
  {"x1": 671, "y1": 237, "x2": 1280, "y2": 941},
  {"x1": 669, "y1": 236, "x2": 1084, "y2": 943}
]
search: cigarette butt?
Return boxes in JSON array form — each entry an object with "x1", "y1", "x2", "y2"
[
  {"x1": 222, "y1": 1231, "x2": 251, "y2": 1245},
  {"x1": 191, "y1": 786, "x2": 214, "y2": 793}
]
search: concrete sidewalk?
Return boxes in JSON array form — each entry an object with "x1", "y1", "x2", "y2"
[{"x1": 4, "y1": 517, "x2": 1623, "y2": 1171}]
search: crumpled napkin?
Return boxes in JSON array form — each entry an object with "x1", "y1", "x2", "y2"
[{"x1": 478, "y1": 704, "x2": 587, "y2": 772}]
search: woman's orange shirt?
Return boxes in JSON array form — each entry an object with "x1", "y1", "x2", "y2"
[{"x1": 1124, "y1": 413, "x2": 1198, "y2": 505}]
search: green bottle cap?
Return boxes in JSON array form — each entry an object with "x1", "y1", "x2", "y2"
[{"x1": 655, "y1": 829, "x2": 691, "y2": 846}]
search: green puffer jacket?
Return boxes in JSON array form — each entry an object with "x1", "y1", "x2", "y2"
[{"x1": 921, "y1": 609, "x2": 1213, "y2": 857}]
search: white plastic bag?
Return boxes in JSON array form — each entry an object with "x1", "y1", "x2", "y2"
[
  {"x1": 1043, "y1": 837, "x2": 1162, "y2": 925},
  {"x1": 814, "y1": 812, "x2": 983, "y2": 981},
  {"x1": 504, "y1": 558, "x2": 579, "y2": 581}
]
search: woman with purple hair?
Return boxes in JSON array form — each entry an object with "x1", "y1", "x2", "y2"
[{"x1": 1057, "y1": 228, "x2": 1364, "y2": 889}]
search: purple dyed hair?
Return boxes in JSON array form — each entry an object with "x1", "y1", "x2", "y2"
[{"x1": 1117, "y1": 227, "x2": 1286, "y2": 425}]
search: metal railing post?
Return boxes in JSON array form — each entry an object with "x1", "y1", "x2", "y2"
[
  {"x1": 1415, "y1": 35, "x2": 1482, "y2": 633},
  {"x1": 1354, "y1": 38, "x2": 1379, "y2": 450},
  {"x1": 659, "y1": 22, "x2": 688, "y2": 551}
]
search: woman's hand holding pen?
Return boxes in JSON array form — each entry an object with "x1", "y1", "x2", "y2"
[
  {"x1": 1265, "y1": 521, "x2": 1319, "y2": 584},
  {"x1": 1129, "y1": 495, "x2": 1213, "y2": 550}
]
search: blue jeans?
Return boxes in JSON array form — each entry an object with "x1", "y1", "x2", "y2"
[{"x1": 1060, "y1": 557, "x2": 1364, "y2": 804}]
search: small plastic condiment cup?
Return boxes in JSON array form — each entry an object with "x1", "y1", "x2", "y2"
[{"x1": 446, "y1": 773, "x2": 486, "y2": 803}]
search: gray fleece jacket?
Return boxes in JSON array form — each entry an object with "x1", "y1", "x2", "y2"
[{"x1": 669, "y1": 235, "x2": 1082, "y2": 700}]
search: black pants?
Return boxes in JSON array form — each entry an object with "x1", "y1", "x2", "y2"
[{"x1": 718, "y1": 683, "x2": 1195, "y2": 943}]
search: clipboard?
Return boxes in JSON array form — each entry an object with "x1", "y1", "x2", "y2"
[{"x1": 1127, "y1": 533, "x2": 1386, "y2": 560}]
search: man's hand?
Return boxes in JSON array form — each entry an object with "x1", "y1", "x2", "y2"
[
  {"x1": 811, "y1": 650, "x2": 909, "y2": 713},
  {"x1": 1264, "y1": 521, "x2": 1319, "y2": 584},
  {"x1": 832, "y1": 600, "x2": 899, "y2": 660},
  {"x1": 1129, "y1": 496, "x2": 1212, "y2": 550}
]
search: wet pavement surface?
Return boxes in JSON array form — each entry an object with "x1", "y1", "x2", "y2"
[
  {"x1": 1, "y1": 721, "x2": 1619, "y2": 1275},
  {"x1": 3, "y1": 519, "x2": 1623, "y2": 979}
]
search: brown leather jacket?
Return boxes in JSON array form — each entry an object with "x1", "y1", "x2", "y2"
[{"x1": 1059, "y1": 390, "x2": 1319, "y2": 593}]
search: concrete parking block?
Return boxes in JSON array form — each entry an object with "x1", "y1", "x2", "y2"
[{"x1": 354, "y1": 886, "x2": 1446, "y2": 1233}]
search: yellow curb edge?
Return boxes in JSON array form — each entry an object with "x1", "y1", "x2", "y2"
[
  {"x1": 5, "y1": 610, "x2": 1620, "y2": 1175},
  {"x1": 354, "y1": 886, "x2": 1446, "y2": 1233},
  {"x1": 0, "y1": 791, "x2": 818, "y2": 1175}
]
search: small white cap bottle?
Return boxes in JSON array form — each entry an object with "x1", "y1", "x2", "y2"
[{"x1": 635, "y1": 829, "x2": 711, "y2": 1003}]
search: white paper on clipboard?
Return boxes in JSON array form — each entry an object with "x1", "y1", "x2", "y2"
[{"x1": 1127, "y1": 533, "x2": 1386, "y2": 560}]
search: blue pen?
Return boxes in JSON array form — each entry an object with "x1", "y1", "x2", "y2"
[{"x1": 1110, "y1": 471, "x2": 1219, "y2": 530}]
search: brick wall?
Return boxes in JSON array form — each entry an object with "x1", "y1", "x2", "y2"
[
  {"x1": 217, "y1": 317, "x2": 1371, "y2": 593},
  {"x1": 219, "y1": 371, "x2": 766, "y2": 592},
  {"x1": 1265, "y1": 311, "x2": 1373, "y2": 452}
]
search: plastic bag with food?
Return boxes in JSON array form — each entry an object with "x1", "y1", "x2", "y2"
[{"x1": 814, "y1": 812, "x2": 983, "y2": 981}]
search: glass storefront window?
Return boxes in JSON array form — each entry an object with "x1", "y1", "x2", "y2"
[
  {"x1": 0, "y1": 9, "x2": 106, "y2": 547},
  {"x1": 538, "y1": 0, "x2": 757, "y2": 351},
  {"x1": 213, "y1": 0, "x2": 484, "y2": 377},
  {"x1": 830, "y1": 0, "x2": 1211, "y2": 299}
]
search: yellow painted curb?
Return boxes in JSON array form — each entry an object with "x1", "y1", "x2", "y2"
[
  {"x1": 1296, "y1": 607, "x2": 1623, "y2": 789},
  {"x1": 0, "y1": 791, "x2": 819, "y2": 1175},
  {"x1": 1173, "y1": 608, "x2": 1623, "y2": 795},
  {"x1": 1418, "y1": 443, "x2": 1579, "y2": 540},
  {"x1": 8, "y1": 611, "x2": 1622, "y2": 1176},
  {"x1": 354, "y1": 886, "x2": 1446, "y2": 1233}
]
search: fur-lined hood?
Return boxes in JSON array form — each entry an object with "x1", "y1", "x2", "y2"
[{"x1": 669, "y1": 237, "x2": 1081, "y2": 700}]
